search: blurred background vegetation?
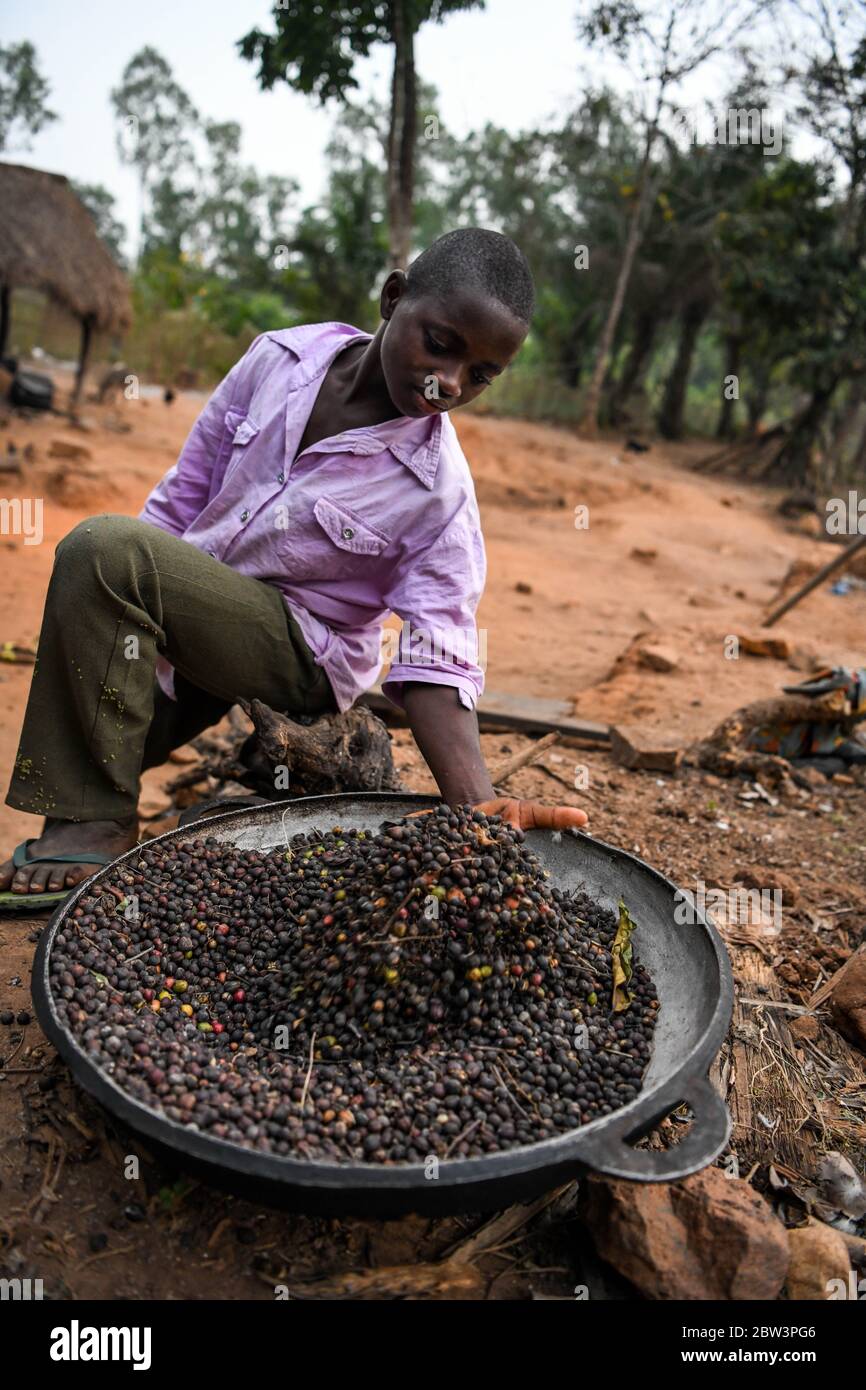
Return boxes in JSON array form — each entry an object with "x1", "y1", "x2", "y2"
[{"x1": 2, "y1": 0, "x2": 866, "y2": 492}]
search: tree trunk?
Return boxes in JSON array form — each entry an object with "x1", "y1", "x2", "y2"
[
  {"x1": 387, "y1": 2, "x2": 416, "y2": 269},
  {"x1": 607, "y1": 311, "x2": 658, "y2": 423},
  {"x1": 715, "y1": 334, "x2": 742, "y2": 439},
  {"x1": 745, "y1": 371, "x2": 770, "y2": 431},
  {"x1": 558, "y1": 304, "x2": 598, "y2": 388},
  {"x1": 0, "y1": 283, "x2": 10, "y2": 359},
  {"x1": 73, "y1": 314, "x2": 95, "y2": 406},
  {"x1": 578, "y1": 103, "x2": 662, "y2": 438},
  {"x1": 772, "y1": 380, "x2": 841, "y2": 485},
  {"x1": 657, "y1": 299, "x2": 710, "y2": 440},
  {"x1": 829, "y1": 374, "x2": 866, "y2": 465}
]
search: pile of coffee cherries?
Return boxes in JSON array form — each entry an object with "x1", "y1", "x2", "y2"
[{"x1": 49, "y1": 805, "x2": 659, "y2": 1163}]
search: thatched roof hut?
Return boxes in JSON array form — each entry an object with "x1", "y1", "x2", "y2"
[{"x1": 0, "y1": 161, "x2": 131, "y2": 400}]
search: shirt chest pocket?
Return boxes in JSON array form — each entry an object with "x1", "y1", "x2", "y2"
[
  {"x1": 310, "y1": 496, "x2": 390, "y2": 574},
  {"x1": 210, "y1": 408, "x2": 261, "y2": 496}
]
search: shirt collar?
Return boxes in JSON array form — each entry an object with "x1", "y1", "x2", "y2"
[{"x1": 267, "y1": 322, "x2": 445, "y2": 490}]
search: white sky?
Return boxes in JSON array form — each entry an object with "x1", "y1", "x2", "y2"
[{"x1": 2, "y1": 0, "x2": 816, "y2": 258}]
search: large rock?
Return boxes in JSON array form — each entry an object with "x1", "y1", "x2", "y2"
[
  {"x1": 581, "y1": 1167, "x2": 789, "y2": 1300},
  {"x1": 786, "y1": 1223, "x2": 850, "y2": 1300},
  {"x1": 828, "y1": 954, "x2": 866, "y2": 1052}
]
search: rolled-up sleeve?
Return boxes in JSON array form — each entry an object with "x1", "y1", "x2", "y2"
[
  {"x1": 139, "y1": 334, "x2": 268, "y2": 537},
  {"x1": 380, "y1": 504, "x2": 487, "y2": 712}
]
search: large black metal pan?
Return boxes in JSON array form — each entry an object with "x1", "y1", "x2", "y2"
[{"x1": 33, "y1": 793, "x2": 734, "y2": 1216}]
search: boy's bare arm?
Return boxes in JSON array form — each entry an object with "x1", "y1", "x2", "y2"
[
  {"x1": 402, "y1": 682, "x2": 496, "y2": 804},
  {"x1": 402, "y1": 682, "x2": 589, "y2": 830}
]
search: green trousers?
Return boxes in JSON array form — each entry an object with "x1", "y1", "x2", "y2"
[{"x1": 5, "y1": 514, "x2": 338, "y2": 822}]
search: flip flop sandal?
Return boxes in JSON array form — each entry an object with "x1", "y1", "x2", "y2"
[{"x1": 0, "y1": 840, "x2": 116, "y2": 915}]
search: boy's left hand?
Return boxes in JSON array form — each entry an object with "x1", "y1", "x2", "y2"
[{"x1": 471, "y1": 796, "x2": 588, "y2": 831}]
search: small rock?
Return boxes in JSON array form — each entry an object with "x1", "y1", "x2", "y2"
[
  {"x1": 0, "y1": 1010, "x2": 14, "y2": 1026},
  {"x1": 48, "y1": 436, "x2": 93, "y2": 462},
  {"x1": 817, "y1": 1152, "x2": 866, "y2": 1218},
  {"x1": 734, "y1": 868, "x2": 799, "y2": 906},
  {"x1": 167, "y1": 744, "x2": 200, "y2": 765},
  {"x1": 138, "y1": 789, "x2": 173, "y2": 820},
  {"x1": 786, "y1": 1222, "x2": 850, "y2": 1299},
  {"x1": 827, "y1": 955, "x2": 866, "y2": 1053},
  {"x1": 610, "y1": 723, "x2": 682, "y2": 774},
  {"x1": 88, "y1": 1232, "x2": 109, "y2": 1253},
  {"x1": 790, "y1": 1015, "x2": 819, "y2": 1041},
  {"x1": 581, "y1": 1167, "x2": 789, "y2": 1300},
  {"x1": 15, "y1": 1010, "x2": 31, "y2": 1025},
  {"x1": 736, "y1": 634, "x2": 792, "y2": 660},
  {"x1": 637, "y1": 643, "x2": 678, "y2": 673},
  {"x1": 795, "y1": 513, "x2": 823, "y2": 538}
]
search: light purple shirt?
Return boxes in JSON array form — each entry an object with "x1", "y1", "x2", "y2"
[{"x1": 139, "y1": 322, "x2": 486, "y2": 714}]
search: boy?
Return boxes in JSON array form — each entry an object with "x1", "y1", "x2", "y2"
[{"x1": 1, "y1": 228, "x2": 587, "y2": 902}]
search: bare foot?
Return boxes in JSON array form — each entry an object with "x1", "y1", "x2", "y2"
[{"x1": 0, "y1": 816, "x2": 139, "y2": 895}]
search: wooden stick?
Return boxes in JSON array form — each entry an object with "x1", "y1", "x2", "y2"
[
  {"x1": 489, "y1": 732, "x2": 560, "y2": 784},
  {"x1": 763, "y1": 532, "x2": 866, "y2": 627}
]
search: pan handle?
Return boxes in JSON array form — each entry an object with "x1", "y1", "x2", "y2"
[{"x1": 575, "y1": 1075, "x2": 732, "y2": 1182}]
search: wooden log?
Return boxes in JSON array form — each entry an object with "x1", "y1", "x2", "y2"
[{"x1": 235, "y1": 699, "x2": 401, "y2": 798}]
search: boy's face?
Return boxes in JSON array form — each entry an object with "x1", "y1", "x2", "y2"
[{"x1": 379, "y1": 273, "x2": 527, "y2": 419}]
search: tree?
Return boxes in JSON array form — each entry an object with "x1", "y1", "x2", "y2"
[
  {"x1": 71, "y1": 181, "x2": 128, "y2": 266},
  {"x1": 111, "y1": 47, "x2": 199, "y2": 260},
  {"x1": 238, "y1": 1, "x2": 484, "y2": 268},
  {"x1": 703, "y1": 4, "x2": 866, "y2": 485},
  {"x1": 0, "y1": 41, "x2": 56, "y2": 151},
  {"x1": 287, "y1": 105, "x2": 391, "y2": 325},
  {"x1": 573, "y1": 0, "x2": 769, "y2": 437},
  {"x1": 193, "y1": 120, "x2": 298, "y2": 289}
]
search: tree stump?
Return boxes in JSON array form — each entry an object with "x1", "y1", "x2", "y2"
[{"x1": 232, "y1": 698, "x2": 403, "y2": 799}]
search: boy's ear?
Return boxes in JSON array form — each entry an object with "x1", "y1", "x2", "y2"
[{"x1": 380, "y1": 270, "x2": 409, "y2": 321}]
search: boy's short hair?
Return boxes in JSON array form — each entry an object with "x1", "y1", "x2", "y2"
[{"x1": 405, "y1": 228, "x2": 535, "y2": 326}]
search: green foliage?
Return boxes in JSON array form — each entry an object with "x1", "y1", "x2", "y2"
[
  {"x1": 71, "y1": 181, "x2": 129, "y2": 267},
  {"x1": 290, "y1": 162, "x2": 388, "y2": 327},
  {"x1": 73, "y1": 8, "x2": 866, "y2": 473},
  {"x1": 0, "y1": 41, "x2": 56, "y2": 151},
  {"x1": 111, "y1": 46, "x2": 198, "y2": 187},
  {"x1": 238, "y1": 2, "x2": 484, "y2": 103}
]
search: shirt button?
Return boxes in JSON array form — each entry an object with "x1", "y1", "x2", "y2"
[
  {"x1": 240, "y1": 510, "x2": 250, "y2": 523},
  {"x1": 341, "y1": 526, "x2": 354, "y2": 540},
  {"x1": 277, "y1": 472, "x2": 285, "y2": 484}
]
